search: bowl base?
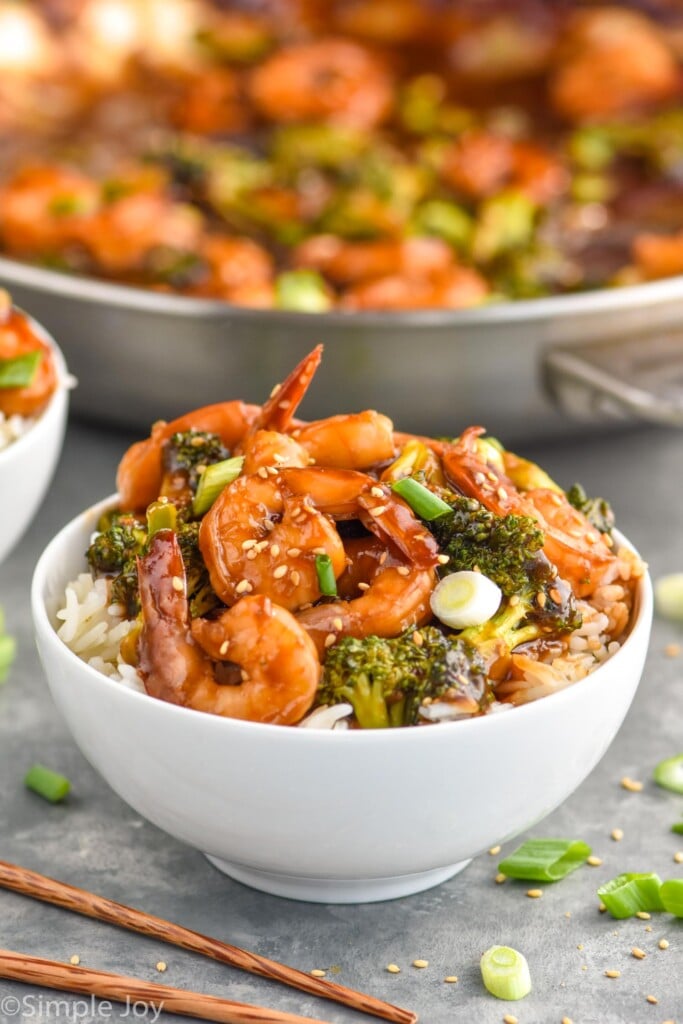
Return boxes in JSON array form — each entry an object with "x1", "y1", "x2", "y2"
[{"x1": 205, "y1": 854, "x2": 471, "y2": 903}]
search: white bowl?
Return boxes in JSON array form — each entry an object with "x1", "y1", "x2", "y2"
[
  {"x1": 31, "y1": 496, "x2": 653, "y2": 903},
  {"x1": 0, "y1": 312, "x2": 70, "y2": 563}
]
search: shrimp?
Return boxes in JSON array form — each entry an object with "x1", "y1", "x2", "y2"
[
  {"x1": 171, "y1": 68, "x2": 250, "y2": 136},
  {"x1": 0, "y1": 298, "x2": 58, "y2": 418},
  {"x1": 293, "y1": 235, "x2": 454, "y2": 286},
  {"x1": 293, "y1": 410, "x2": 395, "y2": 470},
  {"x1": 440, "y1": 132, "x2": 567, "y2": 204},
  {"x1": 199, "y1": 465, "x2": 439, "y2": 610},
  {"x1": 117, "y1": 346, "x2": 321, "y2": 511},
  {"x1": 341, "y1": 266, "x2": 489, "y2": 311},
  {"x1": 137, "y1": 530, "x2": 319, "y2": 725},
  {"x1": 248, "y1": 37, "x2": 393, "y2": 129},
  {"x1": 189, "y1": 236, "x2": 274, "y2": 302},
  {"x1": 441, "y1": 426, "x2": 616, "y2": 597},
  {"x1": 549, "y1": 9, "x2": 679, "y2": 123},
  {"x1": 298, "y1": 560, "x2": 435, "y2": 654},
  {"x1": 631, "y1": 232, "x2": 683, "y2": 282},
  {"x1": 0, "y1": 165, "x2": 99, "y2": 257}
]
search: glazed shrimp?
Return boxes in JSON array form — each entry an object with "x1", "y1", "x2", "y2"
[
  {"x1": 440, "y1": 132, "x2": 567, "y2": 204},
  {"x1": 549, "y1": 9, "x2": 679, "y2": 122},
  {"x1": 117, "y1": 346, "x2": 321, "y2": 511},
  {"x1": 137, "y1": 530, "x2": 319, "y2": 725},
  {"x1": 248, "y1": 37, "x2": 393, "y2": 129},
  {"x1": 631, "y1": 232, "x2": 683, "y2": 282},
  {"x1": 0, "y1": 298, "x2": 57, "y2": 418},
  {"x1": 0, "y1": 165, "x2": 99, "y2": 257},
  {"x1": 441, "y1": 426, "x2": 616, "y2": 597},
  {"x1": 293, "y1": 236, "x2": 454, "y2": 286},
  {"x1": 341, "y1": 266, "x2": 489, "y2": 311},
  {"x1": 199, "y1": 466, "x2": 440, "y2": 610},
  {"x1": 293, "y1": 410, "x2": 395, "y2": 470}
]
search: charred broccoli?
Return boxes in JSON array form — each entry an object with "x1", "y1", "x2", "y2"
[
  {"x1": 161, "y1": 430, "x2": 231, "y2": 500},
  {"x1": 428, "y1": 494, "x2": 544, "y2": 596},
  {"x1": 318, "y1": 627, "x2": 491, "y2": 729},
  {"x1": 86, "y1": 511, "x2": 146, "y2": 575},
  {"x1": 177, "y1": 521, "x2": 222, "y2": 619},
  {"x1": 566, "y1": 483, "x2": 615, "y2": 537}
]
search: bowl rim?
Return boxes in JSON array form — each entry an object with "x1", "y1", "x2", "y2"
[
  {"x1": 2, "y1": 253, "x2": 683, "y2": 327},
  {"x1": 0, "y1": 306, "x2": 71, "y2": 465},
  {"x1": 31, "y1": 493, "x2": 653, "y2": 745}
]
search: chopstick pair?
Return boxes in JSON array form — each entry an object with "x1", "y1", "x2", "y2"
[{"x1": 0, "y1": 860, "x2": 417, "y2": 1024}]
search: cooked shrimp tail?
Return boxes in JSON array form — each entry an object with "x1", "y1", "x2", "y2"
[
  {"x1": 250, "y1": 343, "x2": 322, "y2": 434},
  {"x1": 137, "y1": 530, "x2": 320, "y2": 725}
]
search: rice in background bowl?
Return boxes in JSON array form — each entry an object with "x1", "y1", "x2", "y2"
[
  {"x1": 0, "y1": 302, "x2": 71, "y2": 563},
  {"x1": 31, "y1": 494, "x2": 653, "y2": 903}
]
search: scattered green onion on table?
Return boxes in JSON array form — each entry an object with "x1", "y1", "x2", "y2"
[
  {"x1": 597, "y1": 873, "x2": 666, "y2": 919},
  {"x1": 497, "y1": 839, "x2": 592, "y2": 882},
  {"x1": 653, "y1": 754, "x2": 683, "y2": 795},
  {"x1": 480, "y1": 945, "x2": 532, "y2": 1001},
  {"x1": 24, "y1": 764, "x2": 71, "y2": 804}
]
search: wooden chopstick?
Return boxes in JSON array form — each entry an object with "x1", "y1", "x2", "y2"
[
  {"x1": 0, "y1": 861, "x2": 417, "y2": 1024},
  {"x1": 0, "y1": 948, "x2": 333, "y2": 1024}
]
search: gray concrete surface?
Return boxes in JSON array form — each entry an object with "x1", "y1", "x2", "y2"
[{"x1": 0, "y1": 419, "x2": 681, "y2": 1024}]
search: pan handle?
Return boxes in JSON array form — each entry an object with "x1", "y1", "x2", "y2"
[{"x1": 543, "y1": 328, "x2": 683, "y2": 427}]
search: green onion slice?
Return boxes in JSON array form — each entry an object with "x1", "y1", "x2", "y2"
[
  {"x1": 0, "y1": 633, "x2": 16, "y2": 684},
  {"x1": 654, "y1": 574, "x2": 683, "y2": 621},
  {"x1": 597, "y1": 873, "x2": 665, "y2": 919},
  {"x1": 654, "y1": 754, "x2": 683, "y2": 795},
  {"x1": 24, "y1": 764, "x2": 71, "y2": 804},
  {"x1": 0, "y1": 350, "x2": 42, "y2": 389},
  {"x1": 660, "y1": 879, "x2": 683, "y2": 917},
  {"x1": 391, "y1": 478, "x2": 451, "y2": 521},
  {"x1": 193, "y1": 456, "x2": 244, "y2": 516},
  {"x1": 275, "y1": 270, "x2": 332, "y2": 313},
  {"x1": 480, "y1": 946, "x2": 531, "y2": 1001},
  {"x1": 146, "y1": 500, "x2": 177, "y2": 538},
  {"x1": 671, "y1": 822, "x2": 683, "y2": 835},
  {"x1": 498, "y1": 839, "x2": 592, "y2": 882},
  {"x1": 315, "y1": 554, "x2": 338, "y2": 597}
]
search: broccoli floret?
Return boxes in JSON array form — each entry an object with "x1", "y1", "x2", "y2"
[
  {"x1": 459, "y1": 552, "x2": 582, "y2": 675},
  {"x1": 429, "y1": 494, "x2": 544, "y2": 596},
  {"x1": 86, "y1": 511, "x2": 146, "y2": 575},
  {"x1": 177, "y1": 521, "x2": 222, "y2": 619},
  {"x1": 318, "y1": 627, "x2": 491, "y2": 729},
  {"x1": 566, "y1": 483, "x2": 615, "y2": 537},
  {"x1": 161, "y1": 430, "x2": 231, "y2": 501}
]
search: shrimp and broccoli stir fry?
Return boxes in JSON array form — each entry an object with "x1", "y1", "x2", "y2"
[
  {"x1": 73, "y1": 346, "x2": 644, "y2": 728},
  {"x1": 1, "y1": 2, "x2": 683, "y2": 309}
]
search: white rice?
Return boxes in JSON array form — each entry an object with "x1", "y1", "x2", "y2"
[
  {"x1": 0, "y1": 410, "x2": 32, "y2": 451},
  {"x1": 55, "y1": 574, "x2": 144, "y2": 693}
]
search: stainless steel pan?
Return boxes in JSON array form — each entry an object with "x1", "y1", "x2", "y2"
[{"x1": 2, "y1": 255, "x2": 682, "y2": 440}]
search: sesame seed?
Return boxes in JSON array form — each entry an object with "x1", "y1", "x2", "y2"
[
  {"x1": 273, "y1": 453, "x2": 286, "y2": 464},
  {"x1": 674, "y1": 851, "x2": 683, "y2": 864},
  {"x1": 587, "y1": 856, "x2": 603, "y2": 867},
  {"x1": 267, "y1": 465, "x2": 279, "y2": 476},
  {"x1": 270, "y1": 383, "x2": 281, "y2": 397},
  {"x1": 324, "y1": 634, "x2": 336, "y2": 648},
  {"x1": 658, "y1": 939, "x2": 669, "y2": 950},
  {"x1": 549, "y1": 587, "x2": 562, "y2": 604},
  {"x1": 581, "y1": 965, "x2": 587, "y2": 971},
  {"x1": 332, "y1": 617, "x2": 343, "y2": 632},
  {"x1": 412, "y1": 959, "x2": 429, "y2": 968},
  {"x1": 310, "y1": 969, "x2": 326, "y2": 978},
  {"x1": 495, "y1": 873, "x2": 507, "y2": 884},
  {"x1": 620, "y1": 776, "x2": 643, "y2": 792},
  {"x1": 70, "y1": 955, "x2": 80, "y2": 966},
  {"x1": 611, "y1": 828, "x2": 624, "y2": 842},
  {"x1": 263, "y1": 519, "x2": 275, "y2": 531},
  {"x1": 313, "y1": 547, "x2": 326, "y2": 556},
  {"x1": 598, "y1": 902, "x2": 607, "y2": 913},
  {"x1": 257, "y1": 466, "x2": 269, "y2": 479},
  {"x1": 503, "y1": 1015, "x2": 518, "y2": 1024},
  {"x1": 577, "y1": 944, "x2": 584, "y2": 951},
  {"x1": 379, "y1": 551, "x2": 388, "y2": 565},
  {"x1": 604, "y1": 970, "x2": 621, "y2": 979},
  {"x1": 273, "y1": 565, "x2": 288, "y2": 579},
  {"x1": 287, "y1": 548, "x2": 301, "y2": 557},
  {"x1": 255, "y1": 540, "x2": 269, "y2": 553},
  {"x1": 527, "y1": 888, "x2": 543, "y2": 898},
  {"x1": 397, "y1": 566, "x2": 410, "y2": 577},
  {"x1": 219, "y1": 641, "x2": 229, "y2": 656},
  {"x1": 646, "y1": 994, "x2": 658, "y2": 1004},
  {"x1": 437, "y1": 554, "x2": 449, "y2": 565},
  {"x1": 235, "y1": 579, "x2": 253, "y2": 594},
  {"x1": 358, "y1": 582, "x2": 370, "y2": 591},
  {"x1": 488, "y1": 845, "x2": 501, "y2": 856},
  {"x1": 291, "y1": 428, "x2": 301, "y2": 438},
  {"x1": 242, "y1": 539, "x2": 257, "y2": 550},
  {"x1": 645, "y1": 926, "x2": 653, "y2": 932},
  {"x1": 371, "y1": 486, "x2": 385, "y2": 498},
  {"x1": 474, "y1": 472, "x2": 486, "y2": 485},
  {"x1": 278, "y1": 399, "x2": 291, "y2": 410},
  {"x1": 636, "y1": 911, "x2": 651, "y2": 920},
  {"x1": 156, "y1": 962, "x2": 167, "y2": 973},
  {"x1": 565, "y1": 912, "x2": 572, "y2": 918},
  {"x1": 536, "y1": 591, "x2": 547, "y2": 608},
  {"x1": 386, "y1": 964, "x2": 401, "y2": 974},
  {"x1": 444, "y1": 975, "x2": 458, "y2": 983},
  {"x1": 247, "y1": 548, "x2": 259, "y2": 560},
  {"x1": 290, "y1": 570, "x2": 301, "y2": 586},
  {"x1": 561, "y1": 1018, "x2": 573, "y2": 1024},
  {"x1": 665, "y1": 643, "x2": 681, "y2": 657},
  {"x1": 270, "y1": 544, "x2": 281, "y2": 557},
  {"x1": 371, "y1": 504, "x2": 388, "y2": 517},
  {"x1": 171, "y1": 576, "x2": 184, "y2": 593},
  {"x1": 497, "y1": 487, "x2": 507, "y2": 501},
  {"x1": 509, "y1": 594, "x2": 520, "y2": 606},
  {"x1": 631, "y1": 947, "x2": 646, "y2": 960}
]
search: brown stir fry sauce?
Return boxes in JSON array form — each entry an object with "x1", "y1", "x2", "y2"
[{"x1": 0, "y1": 0, "x2": 682, "y2": 309}]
